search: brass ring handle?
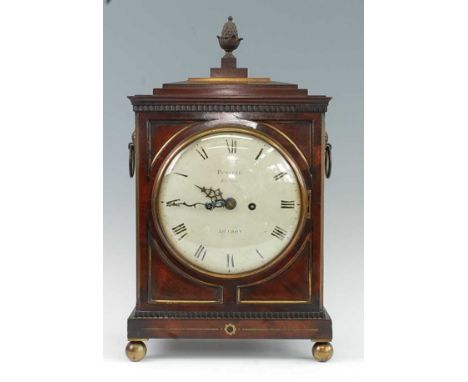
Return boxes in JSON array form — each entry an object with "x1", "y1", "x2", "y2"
[
  {"x1": 325, "y1": 143, "x2": 332, "y2": 179},
  {"x1": 128, "y1": 141, "x2": 135, "y2": 178}
]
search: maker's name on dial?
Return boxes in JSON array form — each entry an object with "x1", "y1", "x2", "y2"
[
  {"x1": 217, "y1": 169, "x2": 241, "y2": 176},
  {"x1": 218, "y1": 228, "x2": 243, "y2": 234}
]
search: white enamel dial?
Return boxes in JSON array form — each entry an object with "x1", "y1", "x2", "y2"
[{"x1": 155, "y1": 129, "x2": 303, "y2": 275}]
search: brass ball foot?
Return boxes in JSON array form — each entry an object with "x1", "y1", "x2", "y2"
[
  {"x1": 125, "y1": 341, "x2": 147, "y2": 362},
  {"x1": 312, "y1": 342, "x2": 333, "y2": 362}
]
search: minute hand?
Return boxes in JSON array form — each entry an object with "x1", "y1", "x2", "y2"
[{"x1": 165, "y1": 199, "x2": 206, "y2": 208}]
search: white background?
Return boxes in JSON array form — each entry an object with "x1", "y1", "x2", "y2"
[
  {"x1": 103, "y1": 0, "x2": 364, "y2": 362},
  {"x1": 1, "y1": 1, "x2": 467, "y2": 381}
]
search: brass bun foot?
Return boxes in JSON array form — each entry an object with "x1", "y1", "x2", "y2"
[
  {"x1": 125, "y1": 341, "x2": 147, "y2": 362},
  {"x1": 312, "y1": 342, "x2": 333, "y2": 362}
]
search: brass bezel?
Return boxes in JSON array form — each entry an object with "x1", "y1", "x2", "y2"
[{"x1": 151, "y1": 124, "x2": 308, "y2": 280}]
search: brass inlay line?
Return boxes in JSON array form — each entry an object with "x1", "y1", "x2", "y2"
[
  {"x1": 150, "y1": 328, "x2": 220, "y2": 331},
  {"x1": 237, "y1": 299, "x2": 310, "y2": 304},
  {"x1": 187, "y1": 77, "x2": 271, "y2": 84},
  {"x1": 153, "y1": 299, "x2": 219, "y2": 304},
  {"x1": 143, "y1": 327, "x2": 318, "y2": 332},
  {"x1": 147, "y1": 121, "x2": 152, "y2": 178},
  {"x1": 240, "y1": 328, "x2": 318, "y2": 332},
  {"x1": 309, "y1": 249, "x2": 312, "y2": 299}
]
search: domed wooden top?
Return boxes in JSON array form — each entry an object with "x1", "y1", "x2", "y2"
[{"x1": 128, "y1": 17, "x2": 331, "y2": 111}]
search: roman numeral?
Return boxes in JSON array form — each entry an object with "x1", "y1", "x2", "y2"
[
  {"x1": 226, "y1": 139, "x2": 237, "y2": 154},
  {"x1": 271, "y1": 226, "x2": 287, "y2": 240},
  {"x1": 172, "y1": 223, "x2": 187, "y2": 240},
  {"x1": 196, "y1": 146, "x2": 208, "y2": 160},
  {"x1": 255, "y1": 148, "x2": 263, "y2": 160},
  {"x1": 194, "y1": 244, "x2": 206, "y2": 260},
  {"x1": 226, "y1": 254, "x2": 235, "y2": 270},
  {"x1": 281, "y1": 200, "x2": 295, "y2": 209},
  {"x1": 256, "y1": 249, "x2": 264, "y2": 259},
  {"x1": 273, "y1": 171, "x2": 288, "y2": 181}
]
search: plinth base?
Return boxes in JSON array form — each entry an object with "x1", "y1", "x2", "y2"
[{"x1": 128, "y1": 308, "x2": 332, "y2": 340}]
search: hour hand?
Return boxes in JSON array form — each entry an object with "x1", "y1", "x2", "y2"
[{"x1": 194, "y1": 185, "x2": 226, "y2": 209}]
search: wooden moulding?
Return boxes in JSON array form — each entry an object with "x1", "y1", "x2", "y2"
[{"x1": 127, "y1": 308, "x2": 332, "y2": 340}]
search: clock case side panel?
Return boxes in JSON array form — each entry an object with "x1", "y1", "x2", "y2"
[
  {"x1": 133, "y1": 113, "x2": 206, "y2": 308},
  {"x1": 235, "y1": 117, "x2": 326, "y2": 312}
]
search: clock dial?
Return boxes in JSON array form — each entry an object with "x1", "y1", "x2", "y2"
[{"x1": 155, "y1": 130, "x2": 303, "y2": 275}]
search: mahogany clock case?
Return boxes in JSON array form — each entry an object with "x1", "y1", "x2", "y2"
[
  {"x1": 105, "y1": 1, "x2": 364, "y2": 362},
  {"x1": 127, "y1": 79, "x2": 332, "y2": 342}
]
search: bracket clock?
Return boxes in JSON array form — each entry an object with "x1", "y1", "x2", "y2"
[{"x1": 126, "y1": 17, "x2": 333, "y2": 362}]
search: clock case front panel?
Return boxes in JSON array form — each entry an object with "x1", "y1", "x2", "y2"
[{"x1": 128, "y1": 81, "x2": 332, "y2": 340}]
